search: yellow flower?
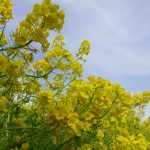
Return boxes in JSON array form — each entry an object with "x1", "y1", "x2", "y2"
[
  {"x1": 97, "y1": 130, "x2": 104, "y2": 138},
  {"x1": 52, "y1": 136, "x2": 57, "y2": 145},
  {"x1": 15, "y1": 135, "x2": 21, "y2": 142},
  {"x1": 13, "y1": 118, "x2": 26, "y2": 128},
  {"x1": 21, "y1": 143, "x2": 29, "y2": 150},
  {"x1": 0, "y1": 0, "x2": 13, "y2": 24}
]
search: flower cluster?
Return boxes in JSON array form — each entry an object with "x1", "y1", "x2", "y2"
[
  {"x1": 0, "y1": 0, "x2": 149, "y2": 150},
  {"x1": 13, "y1": 0, "x2": 65, "y2": 52},
  {"x1": 0, "y1": 0, "x2": 13, "y2": 24}
]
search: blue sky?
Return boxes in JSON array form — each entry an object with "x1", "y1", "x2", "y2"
[{"x1": 8, "y1": 0, "x2": 150, "y2": 117}]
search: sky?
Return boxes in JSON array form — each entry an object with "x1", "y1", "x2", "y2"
[{"x1": 7, "y1": 0, "x2": 150, "y2": 117}]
